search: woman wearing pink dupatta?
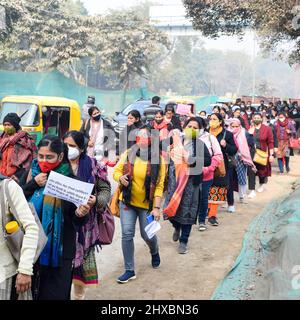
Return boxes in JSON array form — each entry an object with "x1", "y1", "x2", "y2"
[{"x1": 227, "y1": 119, "x2": 257, "y2": 207}]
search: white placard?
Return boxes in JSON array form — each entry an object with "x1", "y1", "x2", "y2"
[
  {"x1": 144, "y1": 221, "x2": 161, "y2": 239},
  {"x1": 43, "y1": 171, "x2": 94, "y2": 207}
]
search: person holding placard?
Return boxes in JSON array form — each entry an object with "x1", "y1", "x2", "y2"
[
  {"x1": 21, "y1": 135, "x2": 90, "y2": 300},
  {"x1": 63, "y1": 131, "x2": 111, "y2": 300}
]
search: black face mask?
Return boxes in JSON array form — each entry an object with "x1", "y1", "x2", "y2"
[
  {"x1": 155, "y1": 119, "x2": 164, "y2": 125},
  {"x1": 93, "y1": 114, "x2": 101, "y2": 121}
]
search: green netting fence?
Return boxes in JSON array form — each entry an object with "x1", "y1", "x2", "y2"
[
  {"x1": 0, "y1": 70, "x2": 154, "y2": 116},
  {"x1": 212, "y1": 182, "x2": 300, "y2": 300}
]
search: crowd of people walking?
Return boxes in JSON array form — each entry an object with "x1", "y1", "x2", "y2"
[{"x1": 0, "y1": 96, "x2": 299, "y2": 300}]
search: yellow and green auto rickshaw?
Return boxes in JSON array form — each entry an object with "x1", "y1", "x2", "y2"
[{"x1": 0, "y1": 96, "x2": 82, "y2": 143}]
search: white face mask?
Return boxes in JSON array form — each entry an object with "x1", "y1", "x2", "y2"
[{"x1": 68, "y1": 146, "x2": 80, "y2": 160}]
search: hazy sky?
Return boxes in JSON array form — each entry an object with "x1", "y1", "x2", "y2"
[
  {"x1": 82, "y1": 0, "x2": 182, "y2": 14},
  {"x1": 81, "y1": 0, "x2": 258, "y2": 54}
]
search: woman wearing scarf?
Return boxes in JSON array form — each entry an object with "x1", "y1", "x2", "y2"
[
  {"x1": 273, "y1": 112, "x2": 296, "y2": 174},
  {"x1": 249, "y1": 113, "x2": 275, "y2": 193},
  {"x1": 0, "y1": 113, "x2": 36, "y2": 181},
  {"x1": 164, "y1": 118, "x2": 211, "y2": 254},
  {"x1": 152, "y1": 110, "x2": 173, "y2": 141},
  {"x1": 22, "y1": 136, "x2": 90, "y2": 300},
  {"x1": 113, "y1": 125, "x2": 166, "y2": 283},
  {"x1": 227, "y1": 119, "x2": 257, "y2": 211},
  {"x1": 197, "y1": 118, "x2": 223, "y2": 232},
  {"x1": 118, "y1": 110, "x2": 143, "y2": 157},
  {"x1": 63, "y1": 131, "x2": 111, "y2": 300},
  {"x1": 208, "y1": 114, "x2": 238, "y2": 224}
]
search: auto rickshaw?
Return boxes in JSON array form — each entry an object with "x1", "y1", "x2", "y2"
[{"x1": 0, "y1": 96, "x2": 82, "y2": 143}]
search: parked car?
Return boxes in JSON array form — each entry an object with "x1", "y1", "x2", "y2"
[{"x1": 111, "y1": 99, "x2": 165, "y2": 137}]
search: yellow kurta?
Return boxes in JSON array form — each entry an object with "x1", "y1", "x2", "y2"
[{"x1": 113, "y1": 150, "x2": 166, "y2": 210}]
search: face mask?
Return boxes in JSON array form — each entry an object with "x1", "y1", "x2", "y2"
[
  {"x1": 136, "y1": 136, "x2": 151, "y2": 146},
  {"x1": 68, "y1": 146, "x2": 80, "y2": 161},
  {"x1": 231, "y1": 127, "x2": 240, "y2": 135},
  {"x1": 200, "y1": 115, "x2": 207, "y2": 119},
  {"x1": 293, "y1": 110, "x2": 297, "y2": 115},
  {"x1": 279, "y1": 118, "x2": 285, "y2": 123},
  {"x1": 4, "y1": 127, "x2": 16, "y2": 136},
  {"x1": 93, "y1": 114, "x2": 101, "y2": 121},
  {"x1": 253, "y1": 120, "x2": 262, "y2": 126},
  {"x1": 155, "y1": 119, "x2": 164, "y2": 125},
  {"x1": 247, "y1": 111, "x2": 252, "y2": 115},
  {"x1": 184, "y1": 128, "x2": 199, "y2": 139},
  {"x1": 38, "y1": 160, "x2": 61, "y2": 173},
  {"x1": 210, "y1": 120, "x2": 220, "y2": 129}
]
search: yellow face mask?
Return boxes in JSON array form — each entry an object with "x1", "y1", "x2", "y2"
[
  {"x1": 184, "y1": 128, "x2": 199, "y2": 139},
  {"x1": 209, "y1": 120, "x2": 220, "y2": 129}
]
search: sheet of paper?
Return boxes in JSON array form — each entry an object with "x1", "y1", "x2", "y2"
[
  {"x1": 43, "y1": 171, "x2": 94, "y2": 207},
  {"x1": 144, "y1": 221, "x2": 161, "y2": 239},
  {"x1": 176, "y1": 104, "x2": 191, "y2": 115}
]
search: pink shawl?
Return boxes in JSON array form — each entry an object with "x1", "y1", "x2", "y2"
[{"x1": 228, "y1": 118, "x2": 257, "y2": 173}]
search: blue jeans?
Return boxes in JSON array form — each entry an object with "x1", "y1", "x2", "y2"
[
  {"x1": 198, "y1": 179, "x2": 213, "y2": 224},
  {"x1": 171, "y1": 220, "x2": 193, "y2": 244},
  {"x1": 120, "y1": 202, "x2": 159, "y2": 271},
  {"x1": 278, "y1": 157, "x2": 290, "y2": 173}
]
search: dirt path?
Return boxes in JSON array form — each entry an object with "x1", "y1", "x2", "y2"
[{"x1": 85, "y1": 156, "x2": 300, "y2": 300}]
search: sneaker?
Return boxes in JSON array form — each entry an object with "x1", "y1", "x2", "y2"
[
  {"x1": 239, "y1": 197, "x2": 248, "y2": 204},
  {"x1": 208, "y1": 216, "x2": 219, "y2": 226},
  {"x1": 172, "y1": 229, "x2": 180, "y2": 242},
  {"x1": 248, "y1": 190, "x2": 256, "y2": 199},
  {"x1": 151, "y1": 252, "x2": 161, "y2": 269},
  {"x1": 198, "y1": 223, "x2": 207, "y2": 232},
  {"x1": 117, "y1": 270, "x2": 136, "y2": 284},
  {"x1": 227, "y1": 206, "x2": 235, "y2": 213},
  {"x1": 221, "y1": 204, "x2": 228, "y2": 209},
  {"x1": 178, "y1": 242, "x2": 188, "y2": 254},
  {"x1": 286, "y1": 167, "x2": 290, "y2": 173},
  {"x1": 257, "y1": 184, "x2": 264, "y2": 193}
]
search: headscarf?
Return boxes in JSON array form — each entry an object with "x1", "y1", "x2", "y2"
[{"x1": 228, "y1": 118, "x2": 257, "y2": 173}]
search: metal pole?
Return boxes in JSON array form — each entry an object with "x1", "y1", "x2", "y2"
[
  {"x1": 252, "y1": 32, "x2": 256, "y2": 104},
  {"x1": 86, "y1": 65, "x2": 90, "y2": 87}
]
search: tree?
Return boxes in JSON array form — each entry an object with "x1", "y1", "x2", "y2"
[
  {"x1": 183, "y1": 0, "x2": 300, "y2": 65},
  {"x1": 90, "y1": 9, "x2": 170, "y2": 89},
  {"x1": 0, "y1": 0, "x2": 93, "y2": 71},
  {"x1": 61, "y1": 0, "x2": 88, "y2": 16},
  {"x1": 0, "y1": 1, "x2": 169, "y2": 90}
]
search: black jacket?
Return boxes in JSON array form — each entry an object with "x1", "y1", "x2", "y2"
[{"x1": 117, "y1": 121, "x2": 143, "y2": 156}]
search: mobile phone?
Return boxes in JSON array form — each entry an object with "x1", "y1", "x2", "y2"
[{"x1": 146, "y1": 214, "x2": 154, "y2": 224}]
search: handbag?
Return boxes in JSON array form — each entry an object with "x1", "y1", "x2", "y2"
[
  {"x1": 289, "y1": 138, "x2": 300, "y2": 149},
  {"x1": 227, "y1": 155, "x2": 237, "y2": 169},
  {"x1": 98, "y1": 206, "x2": 115, "y2": 245},
  {"x1": 109, "y1": 185, "x2": 122, "y2": 218},
  {"x1": 1, "y1": 179, "x2": 48, "y2": 263},
  {"x1": 253, "y1": 148, "x2": 268, "y2": 166},
  {"x1": 209, "y1": 133, "x2": 226, "y2": 178},
  {"x1": 214, "y1": 159, "x2": 226, "y2": 178}
]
